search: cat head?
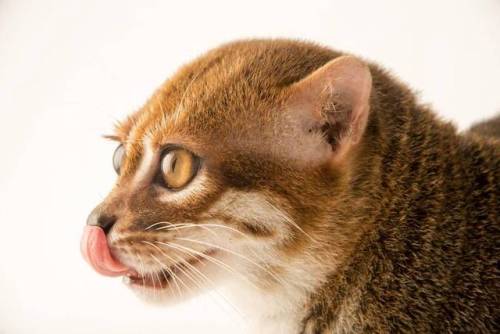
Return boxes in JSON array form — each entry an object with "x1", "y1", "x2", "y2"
[{"x1": 81, "y1": 39, "x2": 372, "y2": 303}]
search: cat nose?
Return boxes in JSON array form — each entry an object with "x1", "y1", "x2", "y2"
[{"x1": 86, "y1": 205, "x2": 117, "y2": 235}]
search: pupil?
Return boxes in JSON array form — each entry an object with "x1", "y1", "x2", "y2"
[{"x1": 171, "y1": 156, "x2": 177, "y2": 172}]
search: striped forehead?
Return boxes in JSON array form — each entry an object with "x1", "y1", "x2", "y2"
[
  {"x1": 114, "y1": 41, "x2": 332, "y2": 176},
  {"x1": 120, "y1": 61, "x2": 230, "y2": 152}
]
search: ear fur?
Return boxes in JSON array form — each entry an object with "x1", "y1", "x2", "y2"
[{"x1": 287, "y1": 56, "x2": 372, "y2": 163}]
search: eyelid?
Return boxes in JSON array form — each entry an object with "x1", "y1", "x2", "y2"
[
  {"x1": 159, "y1": 144, "x2": 191, "y2": 155},
  {"x1": 158, "y1": 144, "x2": 203, "y2": 166},
  {"x1": 157, "y1": 141, "x2": 206, "y2": 158}
]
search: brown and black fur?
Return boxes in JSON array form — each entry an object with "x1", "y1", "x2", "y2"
[
  {"x1": 94, "y1": 39, "x2": 499, "y2": 333},
  {"x1": 299, "y1": 71, "x2": 500, "y2": 332},
  {"x1": 469, "y1": 114, "x2": 500, "y2": 139}
]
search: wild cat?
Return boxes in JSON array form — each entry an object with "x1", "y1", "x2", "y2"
[{"x1": 81, "y1": 39, "x2": 499, "y2": 333}]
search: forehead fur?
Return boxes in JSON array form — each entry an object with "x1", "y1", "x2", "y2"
[{"x1": 116, "y1": 39, "x2": 343, "y2": 175}]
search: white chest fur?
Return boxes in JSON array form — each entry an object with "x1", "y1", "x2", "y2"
[{"x1": 222, "y1": 280, "x2": 310, "y2": 334}]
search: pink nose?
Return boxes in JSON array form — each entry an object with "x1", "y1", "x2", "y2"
[{"x1": 80, "y1": 225, "x2": 129, "y2": 277}]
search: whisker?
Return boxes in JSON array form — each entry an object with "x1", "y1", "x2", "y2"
[
  {"x1": 148, "y1": 245, "x2": 204, "y2": 298},
  {"x1": 137, "y1": 253, "x2": 157, "y2": 298},
  {"x1": 149, "y1": 242, "x2": 211, "y2": 298},
  {"x1": 144, "y1": 241, "x2": 248, "y2": 324},
  {"x1": 155, "y1": 241, "x2": 261, "y2": 291},
  {"x1": 267, "y1": 201, "x2": 317, "y2": 243},
  {"x1": 145, "y1": 222, "x2": 171, "y2": 231},
  {"x1": 172, "y1": 252, "x2": 248, "y2": 322},
  {"x1": 149, "y1": 254, "x2": 179, "y2": 298},
  {"x1": 169, "y1": 253, "x2": 209, "y2": 293},
  {"x1": 197, "y1": 223, "x2": 253, "y2": 240},
  {"x1": 157, "y1": 222, "x2": 249, "y2": 241},
  {"x1": 155, "y1": 223, "x2": 218, "y2": 237},
  {"x1": 135, "y1": 253, "x2": 147, "y2": 287},
  {"x1": 150, "y1": 269, "x2": 158, "y2": 299},
  {"x1": 151, "y1": 253, "x2": 185, "y2": 298},
  {"x1": 141, "y1": 241, "x2": 188, "y2": 295},
  {"x1": 155, "y1": 221, "x2": 263, "y2": 261},
  {"x1": 176, "y1": 237, "x2": 285, "y2": 285}
]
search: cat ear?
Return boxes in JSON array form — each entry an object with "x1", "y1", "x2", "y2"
[{"x1": 287, "y1": 56, "x2": 372, "y2": 163}]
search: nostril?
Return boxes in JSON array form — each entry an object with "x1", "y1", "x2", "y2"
[
  {"x1": 97, "y1": 215, "x2": 117, "y2": 235},
  {"x1": 87, "y1": 206, "x2": 117, "y2": 235}
]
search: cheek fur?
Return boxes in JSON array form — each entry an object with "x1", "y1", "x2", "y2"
[{"x1": 108, "y1": 188, "x2": 301, "y2": 274}]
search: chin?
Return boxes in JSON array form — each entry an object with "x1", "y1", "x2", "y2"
[{"x1": 120, "y1": 249, "x2": 227, "y2": 305}]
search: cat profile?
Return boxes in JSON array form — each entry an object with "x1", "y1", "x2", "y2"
[{"x1": 81, "y1": 39, "x2": 499, "y2": 333}]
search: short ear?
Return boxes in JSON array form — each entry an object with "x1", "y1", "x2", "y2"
[{"x1": 287, "y1": 56, "x2": 372, "y2": 162}]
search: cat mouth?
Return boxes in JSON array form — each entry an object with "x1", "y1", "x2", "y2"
[
  {"x1": 123, "y1": 249, "x2": 218, "y2": 290},
  {"x1": 81, "y1": 225, "x2": 219, "y2": 293}
]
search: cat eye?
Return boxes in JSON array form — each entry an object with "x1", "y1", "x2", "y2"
[
  {"x1": 160, "y1": 148, "x2": 200, "y2": 189},
  {"x1": 112, "y1": 144, "x2": 125, "y2": 174}
]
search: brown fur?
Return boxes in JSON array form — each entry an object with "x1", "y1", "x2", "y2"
[
  {"x1": 92, "y1": 39, "x2": 499, "y2": 332},
  {"x1": 469, "y1": 114, "x2": 500, "y2": 140}
]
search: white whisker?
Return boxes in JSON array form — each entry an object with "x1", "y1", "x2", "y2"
[
  {"x1": 135, "y1": 253, "x2": 147, "y2": 287},
  {"x1": 149, "y1": 268, "x2": 158, "y2": 299},
  {"x1": 149, "y1": 253, "x2": 179, "y2": 299},
  {"x1": 141, "y1": 241, "x2": 188, "y2": 295},
  {"x1": 156, "y1": 223, "x2": 218, "y2": 238},
  {"x1": 170, "y1": 253, "x2": 209, "y2": 292},
  {"x1": 145, "y1": 222, "x2": 171, "y2": 231},
  {"x1": 268, "y1": 201, "x2": 317, "y2": 243},
  {"x1": 173, "y1": 252, "x2": 248, "y2": 322},
  {"x1": 155, "y1": 241, "x2": 261, "y2": 291},
  {"x1": 146, "y1": 244, "x2": 206, "y2": 298},
  {"x1": 176, "y1": 237, "x2": 285, "y2": 285},
  {"x1": 154, "y1": 221, "x2": 262, "y2": 260}
]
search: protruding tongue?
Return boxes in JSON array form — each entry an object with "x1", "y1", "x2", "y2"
[{"x1": 81, "y1": 225, "x2": 129, "y2": 277}]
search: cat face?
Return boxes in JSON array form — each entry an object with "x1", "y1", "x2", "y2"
[{"x1": 81, "y1": 40, "x2": 372, "y2": 304}]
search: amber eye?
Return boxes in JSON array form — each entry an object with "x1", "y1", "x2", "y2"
[
  {"x1": 112, "y1": 144, "x2": 125, "y2": 174},
  {"x1": 160, "y1": 148, "x2": 199, "y2": 189}
]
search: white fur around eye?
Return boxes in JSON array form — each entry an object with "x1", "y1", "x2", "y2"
[{"x1": 132, "y1": 137, "x2": 156, "y2": 186}]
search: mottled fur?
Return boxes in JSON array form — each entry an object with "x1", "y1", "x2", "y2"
[{"x1": 93, "y1": 39, "x2": 499, "y2": 333}]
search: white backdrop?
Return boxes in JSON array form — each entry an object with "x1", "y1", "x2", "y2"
[{"x1": 1, "y1": 0, "x2": 499, "y2": 333}]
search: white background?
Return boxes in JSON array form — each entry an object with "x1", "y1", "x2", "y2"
[{"x1": 1, "y1": 0, "x2": 499, "y2": 333}]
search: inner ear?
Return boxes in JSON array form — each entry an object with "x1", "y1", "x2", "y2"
[{"x1": 287, "y1": 56, "x2": 372, "y2": 161}]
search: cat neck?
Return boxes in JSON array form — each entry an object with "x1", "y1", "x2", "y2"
[{"x1": 300, "y1": 72, "x2": 499, "y2": 332}]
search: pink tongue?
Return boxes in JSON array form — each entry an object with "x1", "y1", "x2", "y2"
[{"x1": 81, "y1": 225, "x2": 129, "y2": 277}]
